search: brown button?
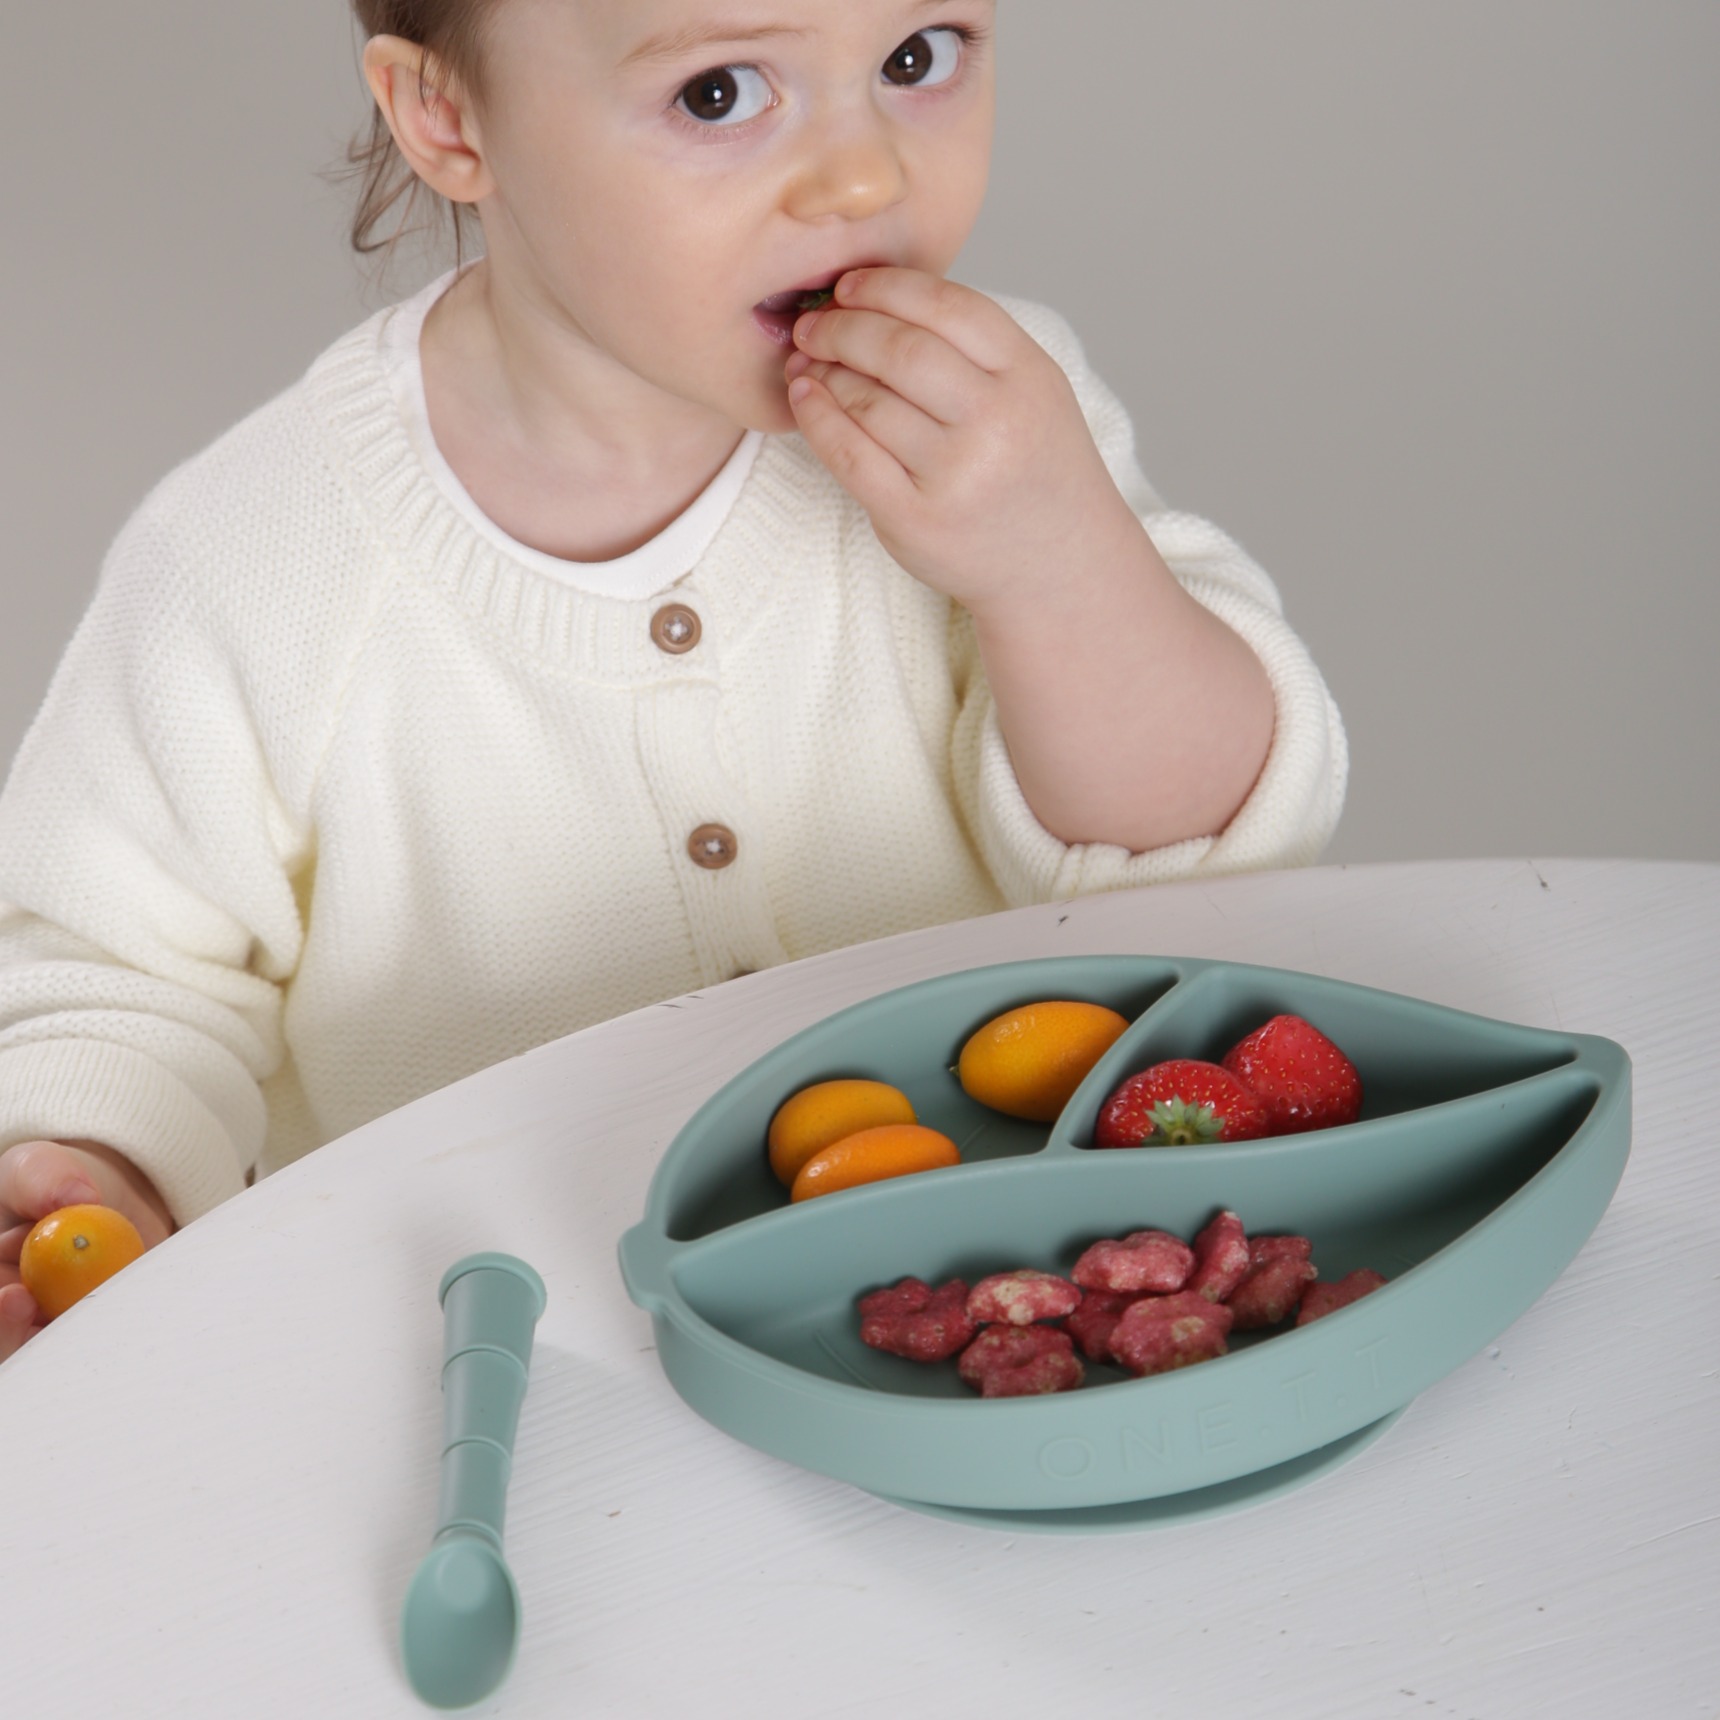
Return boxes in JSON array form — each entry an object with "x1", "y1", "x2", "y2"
[
  {"x1": 650, "y1": 603, "x2": 701, "y2": 654},
  {"x1": 687, "y1": 823, "x2": 738, "y2": 869}
]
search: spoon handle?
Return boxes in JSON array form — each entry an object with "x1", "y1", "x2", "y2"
[{"x1": 434, "y1": 1253, "x2": 548, "y2": 1553}]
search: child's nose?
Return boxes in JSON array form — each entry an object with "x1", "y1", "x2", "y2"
[{"x1": 782, "y1": 125, "x2": 908, "y2": 223}]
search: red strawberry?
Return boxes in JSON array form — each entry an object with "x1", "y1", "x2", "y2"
[
  {"x1": 1094, "y1": 1059, "x2": 1270, "y2": 1147},
  {"x1": 1221, "y1": 1014, "x2": 1362, "y2": 1134}
]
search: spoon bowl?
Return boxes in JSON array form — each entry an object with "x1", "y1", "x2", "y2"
[{"x1": 402, "y1": 1534, "x2": 521, "y2": 1710}]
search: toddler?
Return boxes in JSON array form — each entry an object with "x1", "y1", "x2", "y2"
[{"x1": 0, "y1": 0, "x2": 1345, "y2": 1360}]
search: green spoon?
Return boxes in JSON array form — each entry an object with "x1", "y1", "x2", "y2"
[{"x1": 401, "y1": 1253, "x2": 547, "y2": 1710}]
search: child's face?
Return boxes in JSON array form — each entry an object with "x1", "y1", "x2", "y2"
[{"x1": 469, "y1": 0, "x2": 997, "y2": 433}]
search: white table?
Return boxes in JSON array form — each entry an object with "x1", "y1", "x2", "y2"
[{"x1": 2, "y1": 859, "x2": 1714, "y2": 1718}]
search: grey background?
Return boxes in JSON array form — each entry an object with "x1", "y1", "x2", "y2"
[{"x1": 2, "y1": 2, "x2": 1715, "y2": 863}]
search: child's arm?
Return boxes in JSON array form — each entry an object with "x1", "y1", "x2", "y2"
[
  {"x1": 0, "y1": 1139, "x2": 174, "y2": 1361},
  {"x1": 0, "y1": 448, "x2": 330, "y2": 1245},
  {"x1": 785, "y1": 268, "x2": 1315, "y2": 856},
  {"x1": 959, "y1": 505, "x2": 1274, "y2": 852}
]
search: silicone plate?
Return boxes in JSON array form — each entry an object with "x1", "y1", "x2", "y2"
[{"x1": 618, "y1": 957, "x2": 1631, "y2": 1529}]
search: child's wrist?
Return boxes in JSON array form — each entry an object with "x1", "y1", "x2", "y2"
[{"x1": 963, "y1": 501, "x2": 1173, "y2": 643}]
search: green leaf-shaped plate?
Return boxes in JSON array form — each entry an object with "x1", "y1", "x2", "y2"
[{"x1": 618, "y1": 957, "x2": 1630, "y2": 1531}]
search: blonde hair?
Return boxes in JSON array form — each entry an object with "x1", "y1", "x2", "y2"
[{"x1": 343, "y1": 1, "x2": 501, "y2": 268}]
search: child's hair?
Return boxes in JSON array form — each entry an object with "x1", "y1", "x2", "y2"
[{"x1": 345, "y1": 1, "x2": 499, "y2": 266}]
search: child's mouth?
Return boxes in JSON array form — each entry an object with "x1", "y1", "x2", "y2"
[
  {"x1": 752, "y1": 283, "x2": 834, "y2": 348},
  {"x1": 751, "y1": 265, "x2": 882, "y2": 347}
]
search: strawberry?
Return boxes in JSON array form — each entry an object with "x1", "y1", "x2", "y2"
[
  {"x1": 1094, "y1": 1059, "x2": 1270, "y2": 1147},
  {"x1": 1221, "y1": 1014, "x2": 1362, "y2": 1134}
]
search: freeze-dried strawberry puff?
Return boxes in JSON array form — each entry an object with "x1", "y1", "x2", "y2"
[
  {"x1": 1296, "y1": 1269, "x2": 1388, "y2": 1326},
  {"x1": 1064, "y1": 1289, "x2": 1142, "y2": 1362},
  {"x1": 1109, "y1": 1292, "x2": 1233, "y2": 1377},
  {"x1": 1187, "y1": 1209, "x2": 1250, "y2": 1303},
  {"x1": 1227, "y1": 1235, "x2": 1318, "y2": 1331},
  {"x1": 1072, "y1": 1229, "x2": 1195, "y2": 1295},
  {"x1": 858, "y1": 1277, "x2": 977, "y2": 1362},
  {"x1": 957, "y1": 1325, "x2": 1085, "y2": 1397},
  {"x1": 967, "y1": 1268, "x2": 1082, "y2": 1327}
]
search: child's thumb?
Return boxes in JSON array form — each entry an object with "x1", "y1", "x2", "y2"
[{"x1": 0, "y1": 1140, "x2": 101, "y2": 1223}]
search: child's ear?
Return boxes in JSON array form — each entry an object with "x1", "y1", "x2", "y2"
[{"x1": 361, "y1": 34, "x2": 493, "y2": 205}]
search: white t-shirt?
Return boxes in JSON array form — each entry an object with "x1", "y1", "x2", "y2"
[{"x1": 377, "y1": 267, "x2": 765, "y2": 602}]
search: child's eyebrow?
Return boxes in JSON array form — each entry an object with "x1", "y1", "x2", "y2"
[
  {"x1": 618, "y1": 21, "x2": 811, "y2": 71},
  {"x1": 617, "y1": 0, "x2": 959, "y2": 71}
]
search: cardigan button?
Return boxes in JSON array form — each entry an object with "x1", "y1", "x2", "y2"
[
  {"x1": 650, "y1": 603, "x2": 701, "y2": 654},
  {"x1": 687, "y1": 824, "x2": 738, "y2": 869}
]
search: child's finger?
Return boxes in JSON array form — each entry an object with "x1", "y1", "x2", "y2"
[
  {"x1": 0, "y1": 1279, "x2": 44, "y2": 1360},
  {"x1": 0, "y1": 1140, "x2": 100, "y2": 1229},
  {"x1": 787, "y1": 373, "x2": 919, "y2": 512},
  {"x1": 794, "y1": 306, "x2": 980, "y2": 430},
  {"x1": 0, "y1": 1221, "x2": 28, "y2": 1265},
  {"x1": 829, "y1": 267, "x2": 1020, "y2": 374},
  {"x1": 797, "y1": 361, "x2": 945, "y2": 480}
]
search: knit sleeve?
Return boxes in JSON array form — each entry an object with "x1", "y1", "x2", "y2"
[
  {"x1": 0, "y1": 416, "x2": 360, "y2": 1224},
  {"x1": 949, "y1": 294, "x2": 1348, "y2": 906}
]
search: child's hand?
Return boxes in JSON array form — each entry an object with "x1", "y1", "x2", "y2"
[
  {"x1": 783, "y1": 267, "x2": 1142, "y2": 617},
  {"x1": 785, "y1": 265, "x2": 1278, "y2": 853},
  {"x1": 0, "y1": 1140, "x2": 174, "y2": 1361}
]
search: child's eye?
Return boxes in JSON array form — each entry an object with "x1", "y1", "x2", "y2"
[
  {"x1": 675, "y1": 64, "x2": 774, "y2": 127},
  {"x1": 881, "y1": 27, "x2": 969, "y2": 90}
]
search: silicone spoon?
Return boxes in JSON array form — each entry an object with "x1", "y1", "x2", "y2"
[{"x1": 401, "y1": 1252, "x2": 547, "y2": 1710}]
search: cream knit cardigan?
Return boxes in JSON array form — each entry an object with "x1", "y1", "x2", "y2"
[{"x1": 0, "y1": 291, "x2": 1346, "y2": 1224}]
